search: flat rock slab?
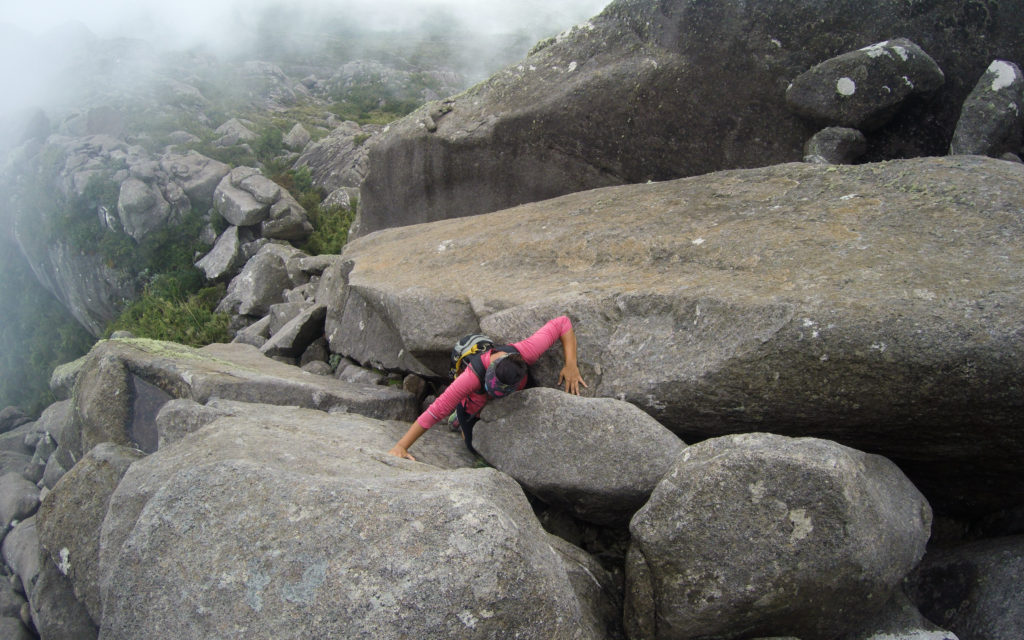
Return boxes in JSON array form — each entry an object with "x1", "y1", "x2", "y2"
[
  {"x1": 97, "y1": 338, "x2": 419, "y2": 422},
  {"x1": 335, "y1": 156, "x2": 1024, "y2": 516}
]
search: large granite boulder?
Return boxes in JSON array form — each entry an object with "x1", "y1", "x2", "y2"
[
  {"x1": 626, "y1": 433, "x2": 931, "y2": 640},
  {"x1": 36, "y1": 442, "x2": 145, "y2": 624},
  {"x1": 329, "y1": 156, "x2": 1024, "y2": 517},
  {"x1": 95, "y1": 403, "x2": 613, "y2": 639},
  {"x1": 785, "y1": 38, "x2": 945, "y2": 130},
  {"x1": 0, "y1": 473, "x2": 40, "y2": 529},
  {"x1": 158, "y1": 151, "x2": 230, "y2": 210},
  {"x1": 356, "y1": 0, "x2": 1024, "y2": 235},
  {"x1": 475, "y1": 388, "x2": 686, "y2": 526},
  {"x1": 116, "y1": 177, "x2": 172, "y2": 241},
  {"x1": 803, "y1": 126, "x2": 867, "y2": 164},
  {"x1": 215, "y1": 244, "x2": 301, "y2": 317},
  {"x1": 293, "y1": 120, "x2": 383, "y2": 193},
  {"x1": 11, "y1": 239, "x2": 138, "y2": 338},
  {"x1": 950, "y1": 60, "x2": 1024, "y2": 157}
]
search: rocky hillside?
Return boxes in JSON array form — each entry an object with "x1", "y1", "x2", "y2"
[
  {"x1": 1, "y1": 0, "x2": 1023, "y2": 639},
  {"x1": 357, "y1": 0, "x2": 1024, "y2": 234},
  {"x1": 2, "y1": 155, "x2": 1021, "y2": 639}
]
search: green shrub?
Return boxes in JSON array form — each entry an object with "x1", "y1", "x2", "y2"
[
  {"x1": 106, "y1": 280, "x2": 231, "y2": 347},
  {"x1": 301, "y1": 202, "x2": 357, "y2": 256}
]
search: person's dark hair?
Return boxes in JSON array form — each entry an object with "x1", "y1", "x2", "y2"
[{"x1": 495, "y1": 352, "x2": 527, "y2": 385}]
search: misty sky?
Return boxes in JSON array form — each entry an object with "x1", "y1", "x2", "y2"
[
  {"x1": 0, "y1": 0, "x2": 610, "y2": 116},
  {"x1": 1, "y1": 0, "x2": 610, "y2": 47}
]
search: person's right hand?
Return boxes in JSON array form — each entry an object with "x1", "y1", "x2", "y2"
[
  {"x1": 388, "y1": 445, "x2": 415, "y2": 461},
  {"x1": 558, "y1": 363, "x2": 588, "y2": 395}
]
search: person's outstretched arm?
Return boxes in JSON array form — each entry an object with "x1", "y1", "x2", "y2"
[
  {"x1": 389, "y1": 422, "x2": 427, "y2": 460},
  {"x1": 557, "y1": 326, "x2": 587, "y2": 395},
  {"x1": 387, "y1": 367, "x2": 482, "y2": 460},
  {"x1": 513, "y1": 315, "x2": 588, "y2": 395}
]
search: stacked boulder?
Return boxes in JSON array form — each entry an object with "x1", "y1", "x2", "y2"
[
  {"x1": 293, "y1": 120, "x2": 383, "y2": 205},
  {"x1": 0, "y1": 398, "x2": 95, "y2": 638},
  {"x1": 355, "y1": 0, "x2": 1024, "y2": 236},
  {"x1": 949, "y1": 60, "x2": 1024, "y2": 159},
  {"x1": 787, "y1": 39, "x2": 1024, "y2": 165},
  {"x1": 786, "y1": 38, "x2": 944, "y2": 164},
  {"x1": 626, "y1": 433, "x2": 932, "y2": 639},
  {"x1": 214, "y1": 243, "x2": 336, "y2": 371}
]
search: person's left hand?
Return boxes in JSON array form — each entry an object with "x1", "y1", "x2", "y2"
[{"x1": 558, "y1": 364, "x2": 588, "y2": 395}]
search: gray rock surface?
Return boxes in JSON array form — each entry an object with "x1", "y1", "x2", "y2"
[
  {"x1": 214, "y1": 167, "x2": 274, "y2": 226},
  {"x1": 475, "y1": 388, "x2": 685, "y2": 526},
  {"x1": 0, "y1": 578, "x2": 27, "y2": 617},
  {"x1": 294, "y1": 120, "x2": 382, "y2": 193},
  {"x1": 213, "y1": 118, "x2": 257, "y2": 147},
  {"x1": 839, "y1": 589, "x2": 959, "y2": 640},
  {"x1": 28, "y1": 558, "x2": 97, "y2": 639},
  {"x1": 949, "y1": 60, "x2": 1024, "y2": 157},
  {"x1": 0, "y1": 408, "x2": 30, "y2": 434},
  {"x1": 69, "y1": 349, "x2": 133, "y2": 459},
  {"x1": 282, "y1": 123, "x2": 311, "y2": 151},
  {"x1": 195, "y1": 225, "x2": 251, "y2": 281},
  {"x1": 153, "y1": 399, "x2": 230, "y2": 448},
  {"x1": 96, "y1": 404, "x2": 599, "y2": 639},
  {"x1": 0, "y1": 474, "x2": 40, "y2": 529},
  {"x1": 627, "y1": 433, "x2": 931, "y2": 640},
  {"x1": 11, "y1": 239, "x2": 139, "y2": 338},
  {"x1": 259, "y1": 304, "x2": 327, "y2": 359},
  {"x1": 356, "y1": 0, "x2": 1024, "y2": 235},
  {"x1": 215, "y1": 248, "x2": 293, "y2": 317},
  {"x1": 36, "y1": 442, "x2": 144, "y2": 624},
  {"x1": 332, "y1": 156, "x2": 1024, "y2": 517},
  {"x1": 0, "y1": 617, "x2": 34, "y2": 640},
  {"x1": 232, "y1": 315, "x2": 271, "y2": 348},
  {"x1": 31, "y1": 401, "x2": 72, "y2": 453},
  {"x1": 158, "y1": 151, "x2": 230, "y2": 210},
  {"x1": 261, "y1": 191, "x2": 312, "y2": 241},
  {"x1": 64, "y1": 338, "x2": 418, "y2": 447},
  {"x1": 803, "y1": 126, "x2": 868, "y2": 164},
  {"x1": 907, "y1": 535, "x2": 1024, "y2": 640},
  {"x1": 2, "y1": 518, "x2": 40, "y2": 601},
  {"x1": 786, "y1": 39, "x2": 945, "y2": 130},
  {"x1": 49, "y1": 359, "x2": 86, "y2": 401},
  {"x1": 116, "y1": 177, "x2": 171, "y2": 241}
]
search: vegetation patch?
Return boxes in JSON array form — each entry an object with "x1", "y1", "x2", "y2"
[{"x1": 106, "y1": 281, "x2": 231, "y2": 347}]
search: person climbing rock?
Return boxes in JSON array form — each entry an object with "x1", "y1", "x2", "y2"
[{"x1": 388, "y1": 315, "x2": 586, "y2": 460}]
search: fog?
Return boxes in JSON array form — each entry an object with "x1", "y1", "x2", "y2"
[
  {"x1": 0, "y1": 0, "x2": 611, "y2": 412},
  {"x1": 0, "y1": 0, "x2": 610, "y2": 118},
  {"x1": 4, "y1": 0, "x2": 610, "y2": 45}
]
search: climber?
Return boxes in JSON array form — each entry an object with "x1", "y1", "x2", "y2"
[{"x1": 387, "y1": 315, "x2": 586, "y2": 460}]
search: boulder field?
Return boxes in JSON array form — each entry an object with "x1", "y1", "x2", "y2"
[{"x1": 2, "y1": 155, "x2": 1022, "y2": 638}]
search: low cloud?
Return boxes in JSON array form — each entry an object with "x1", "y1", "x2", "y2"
[
  {"x1": 3, "y1": 0, "x2": 609, "y2": 50},
  {"x1": 0, "y1": 0, "x2": 609, "y2": 115}
]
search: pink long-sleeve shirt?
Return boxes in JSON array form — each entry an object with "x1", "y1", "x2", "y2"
[{"x1": 414, "y1": 315, "x2": 573, "y2": 429}]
